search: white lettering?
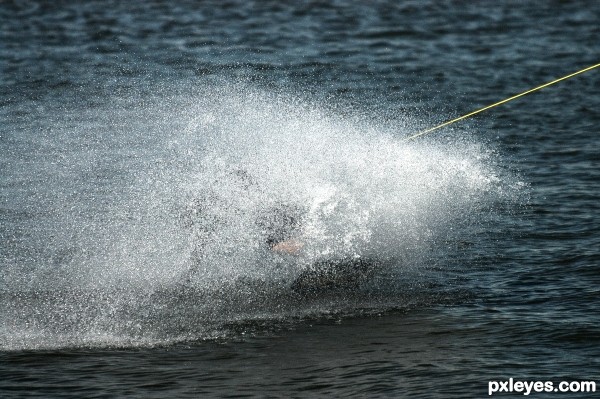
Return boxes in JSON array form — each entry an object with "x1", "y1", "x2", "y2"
[
  {"x1": 488, "y1": 379, "x2": 595, "y2": 395},
  {"x1": 514, "y1": 380, "x2": 524, "y2": 392},
  {"x1": 488, "y1": 381, "x2": 499, "y2": 396}
]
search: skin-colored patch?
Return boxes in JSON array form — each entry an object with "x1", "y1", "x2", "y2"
[{"x1": 271, "y1": 238, "x2": 304, "y2": 255}]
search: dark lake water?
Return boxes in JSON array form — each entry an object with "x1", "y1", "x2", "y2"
[{"x1": 1, "y1": 1, "x2": 599, "y2": 397}]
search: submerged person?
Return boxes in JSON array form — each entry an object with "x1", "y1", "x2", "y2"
[
  {"x1": 256, "y1": 198, "x2": 381, "y2": 294},
  {"x1": 257, "y1": 201, "x2": 305, "y2": 255},
  {"x1": 182, "y1": 168, "x2": 379, "y2": 291},
  {"x1": 181, "y1": 168, "x2": 306, "y2": 258}
]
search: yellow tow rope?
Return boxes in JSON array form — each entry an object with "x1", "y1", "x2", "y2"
[{"x1": 404, "y1": 62, "x2": 600, "y2": 141}]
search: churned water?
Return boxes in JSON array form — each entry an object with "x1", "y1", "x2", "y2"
[{"x1": 1, "y1": 1, "x2": 599, "y2": 397}]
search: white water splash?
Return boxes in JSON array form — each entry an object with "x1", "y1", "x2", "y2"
[{"x1": 0, "y1": 82, "x2": 519, "y2": 349}]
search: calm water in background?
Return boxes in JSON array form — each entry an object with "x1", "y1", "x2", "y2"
[{"x1": 1, "y1": 1, "x2": 599, "y2": 397}]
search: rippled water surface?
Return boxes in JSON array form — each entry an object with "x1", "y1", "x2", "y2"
[{"x1": 1, "y1": 1, "x2": 599, "y2": 397}]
